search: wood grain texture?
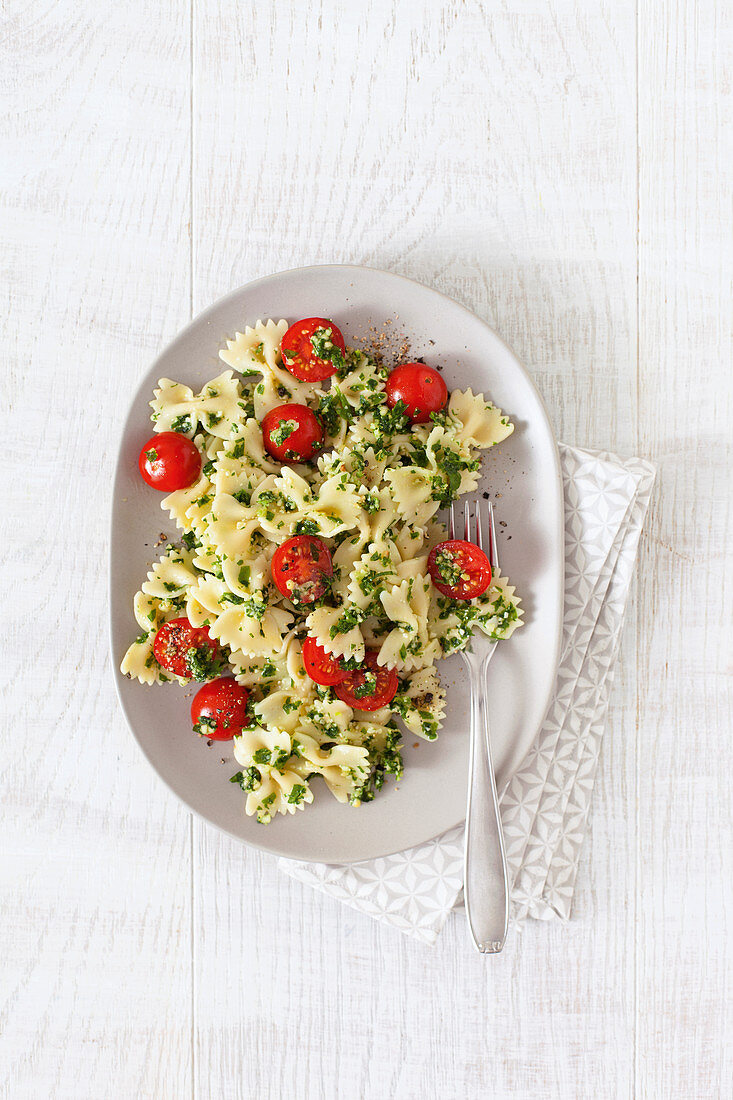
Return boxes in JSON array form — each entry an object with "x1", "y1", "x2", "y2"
[
  {"x1": 636, "y1": 1, "x2": 732, "y2": 1096},
  {"x1": 0, "y1": 0, "x2": 730, "y2": 1097},
  {"x1": 0, "y1": 2, "x2": 193, "y2": 1097}
]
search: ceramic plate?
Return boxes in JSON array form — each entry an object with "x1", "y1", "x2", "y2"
[{"x1": 110, "y1": 265, "x2": 563, "y2": 864}]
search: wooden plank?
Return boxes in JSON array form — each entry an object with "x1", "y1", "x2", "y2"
[
  {"x1": 192, "y1": 2, "x2": 639, "y2": 1097},
  {"x1": 0, "y1": 2, "x2": 193, "y2": 1096},
  {"x1": 636, "y1": 1, "x2": 732, "y2": 1096}
]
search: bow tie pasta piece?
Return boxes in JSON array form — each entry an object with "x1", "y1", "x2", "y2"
[
  {"x1": 217, "y1": 602, "x2": 293, "y2": 659},
  {"x1": 140, "y1": 546, "x2": 199, "y2": 601},
  {"x1": 185, "y1": 573, "x2": 293, "y2": 658},
  {"x1": 232, "y1": 727, "x2": 313, "y2": 822},
  {"x1": 290, "y1": 734, "x2": 370, "y2": 803},
  {"x1": 317, "y1": 445, "x2": 388, "y2": 492},
  {"x1": 240, "y1": 769, "x2": 315, "y2": 823},
  {"x1": 254, "y1": 690, "x2": 310, "y2": 734},
  {"x1": 346, "y1": 542, "x2": 402, "y2": 615},
  {"x1": 158, "y1": 439, "x2": 214, "y2": 532},
  {"x1": 228, "y1": 646, "x2": 292, "y2": 691},
  {"x1": 219, "y1": 319, "x2": 325, "y2": 419},
  {"x1": 162, "y1": 476, "x2": 214, "y2": 534},
  {"x1": 151, "y1": 371, "x2": 244, "y2": 439},
  {"x1": 220, "y1": 553, "x2": 270, "y2": 599},
  {"x1": 343, "y1": 722, "x2": 404, "y2": 805},
  {"x1": 471, "y1": 575, "x2": 524, "y2": 640},
  {"x1": 390, "y1": 667, "x2": 447, "y2": 742},
  {"x1": 447, "y1": 388, "x2": 514, "y2": 450},
  {"x1": 213, "y1": 422, "x2": 281, "y2": 495},
  {"x1": 120, "y1": 586, "x2": 193, "y2": 685},
  {"x1": 219, "y1": 318, "x2": 288, "y2": 373},
  {"x1": 227, "y1": 630, "x2": 316, "y2": 701},
  {"x1": 215, "y1": 604, "x2": 293, "y2": 658},
  {"x1": 120, "y1": 632, "x2": 164, "y2": 685},
  {"x1": 306, "y1": 603, "x2": 366, "y2": 662},
  {"x1": 378, "y1": 575, "x2": 440, "y2": 671},
  {"x1": 306, "y1": 473, "x2": 363, "y2": 538},
  {"x1": 298, "y1": 694, "x2": 354, "y2": 741},
  {"x1": 201, "y1": 494, "x2": 267, "y2": 563},
  {"x1": 331, "y1": 529, "x2": 371, "y2": 600},
  {"x1": 394, "y1": 552, "x2": 430, "y2": 581},
  {"x1": 384, "y1": 465, "x2": 439, "y2": 530},
  {"x1": 364, "y1": 486, "x2": 400, "y2": 544}
]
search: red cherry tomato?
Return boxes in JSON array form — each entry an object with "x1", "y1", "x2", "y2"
[
  {"x1": 138, "y1": 432, "x2": 201, "y2": 492},
  {"x1": 427, "y1": 539, "x2": 492, "y2": 601},
  {"x1": 261, "y1": 403, "x2": 324, "y2": 462},
  {"x1": 385, "y1": 363, "x2": 448, "y2": 424},
  {"x1": 281, "y1": 317, "x2": 346, "y2": 381},
  {"x1": 334, "y1": 649, "x2": 398, "y2": 711},
  {"x1": 271, "y1": 536, "x2": 333, "y2": 604},
  {"x1": 302, "y1": 636, "x2": 349, "y2": 686},
  {"x1": 190, "y1": 677, "x2": 249, "y2": 740},
  {"x1": 152, "y1": 617, "x2": 219, "y2": 680}
]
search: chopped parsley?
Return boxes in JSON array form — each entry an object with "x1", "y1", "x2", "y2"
[
  {"x1": 269, "y1": 419, "x2": 299, "y2": 448},
  {"x1": 287, "y1": 784, "x2": 307, "y2": 806},
  {"x1": 193, "y1": 715, "x2": 217, "y2": 737},
  {"x1": 317, "y1": 390, "x2": 352, "y2": 436},
  {"x1": 170, "y1": 414, "x2": 192, "y2": 434},
  {"x1": 350, "y1": 726, "x2": 404, "y2": 805},
  {"x1": 329, "y1": 606, "x2": 365, "y2": 639},
  {"x1": 230, "y1": 767, "x2": 262, "y2": 792},
  {"x1": 434, "y1": 548, "x2": 462, "y2": 587},
  {"x1": 310, "y1": 325, "x2": 345, "y2": 371},
  {"x1": 294, "y1": 518, "x2": 320, "y2": 536},
  {"x1": 186, "y1": 645, "x2": 217, "y2": 682},
  {"x1": 351, "y1": 671, "x2": 377, "y2": 699}
]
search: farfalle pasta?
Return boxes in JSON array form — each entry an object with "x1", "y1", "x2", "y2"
[{"x1": 122, "y1": 317, "x2": 523, "y2": 823}]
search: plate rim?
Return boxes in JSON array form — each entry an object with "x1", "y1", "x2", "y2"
[{"x1": 109, "y1": 263, "x2": 564, "y2": 864}]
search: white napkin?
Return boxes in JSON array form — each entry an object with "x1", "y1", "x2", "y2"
[{"x1": 280, "y1": 445, "x2": 656, "y2": 944}]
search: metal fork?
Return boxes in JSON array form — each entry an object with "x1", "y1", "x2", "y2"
[{"x1": 449, "y1": 498, "x2": 509, "y2": 954}]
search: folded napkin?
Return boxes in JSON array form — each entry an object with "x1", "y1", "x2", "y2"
[{"x1": 280, "y1": 445, "x2": 656, "y2": 945}]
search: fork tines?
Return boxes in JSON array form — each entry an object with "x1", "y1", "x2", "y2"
[{"x1": 448, "y1": 498, "x2": 500, "y2": 573}]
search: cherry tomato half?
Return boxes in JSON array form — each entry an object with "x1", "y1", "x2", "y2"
[
  {"x1": 281, "y1": 317, "x2": 346, "y2": 382},
  {"x1": 334, "y1": 649, "x2": 398, "y2": 711},
  {"x1": 261, "y1": 403, "x2": 324, "y2": 462},
  {"x1": 271, "y1": 535, "x2": 333, "y2": 605},
  {"x1": 152, "y1": 617, "x2": 219, "y2": 680},
  {"x1": 190, "y1": 677, "x2": 249, "y2": 741},
  {"x1": 302, "y1": 636, "x2": 349, "y2": 686},
  {"x1": 138, "y1": 432, "x2": 201, "y2": 492},
  {"x1": 427, "y1": 539, "x2": 492, "y2": 601},
  {"x1": 385, "y1": 363, "x2": 448, "y2": 424}
]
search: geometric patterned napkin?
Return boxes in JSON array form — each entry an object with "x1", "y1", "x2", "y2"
[{"x1": 280, "y1": 445, "x2": 656, "y2": 944}]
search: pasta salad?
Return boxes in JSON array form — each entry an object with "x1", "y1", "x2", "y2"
[{"x1": 121, "y1": 316, "x2": 523, "y2": 824}]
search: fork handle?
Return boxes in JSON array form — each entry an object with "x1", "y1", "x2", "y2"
[{"x1": 463, "y1": 657, "x2": 509, "y2": 953}]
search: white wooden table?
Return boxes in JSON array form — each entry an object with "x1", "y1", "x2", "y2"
[{"x1": 2, "y1": 2, "x2": 730, "y2": 1097}]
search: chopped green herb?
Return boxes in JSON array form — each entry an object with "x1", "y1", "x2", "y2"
[
  {"x1": 310, "y1": 325, "x2": 345, "y2": 371},
  {"x1": 287, "y1": 784, "x2": 307, "y2": 806}
]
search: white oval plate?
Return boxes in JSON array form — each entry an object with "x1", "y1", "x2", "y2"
[{"x1": 110, "y1": 265, "x2": 563, "y2": 864}]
